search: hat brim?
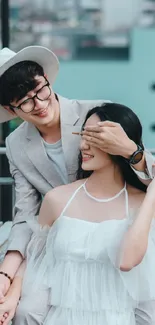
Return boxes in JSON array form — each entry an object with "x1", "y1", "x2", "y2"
[{"x1": 0, "y1": 46, "x2": 59, "y2": 123}]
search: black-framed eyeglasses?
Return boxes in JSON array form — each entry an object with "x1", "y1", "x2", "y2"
[{"x1": 10, "y1": 77, "x2": 51, "y2": 113}]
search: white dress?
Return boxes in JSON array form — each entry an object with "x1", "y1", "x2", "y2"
[{"x1": 23, "y1": 182, "x2": 155, "y2": 325}]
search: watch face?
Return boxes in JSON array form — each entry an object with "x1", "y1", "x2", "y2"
[
  {"x1": 133, "y1": 151, "x2": 143, "y2": 163},
  {"x1": 128, "y1": 145, "x2": 144, "y2": 165}
]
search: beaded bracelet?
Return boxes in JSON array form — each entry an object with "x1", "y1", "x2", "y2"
[{"x1": 0, "y1": 271, "x2": 13, "y2": 284}]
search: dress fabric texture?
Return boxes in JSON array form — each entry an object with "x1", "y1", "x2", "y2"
[{"x1": 22, "y1": 182, "x2": 155, "y2": 325}]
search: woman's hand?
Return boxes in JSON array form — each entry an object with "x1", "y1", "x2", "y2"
[
  {"x1": 0, "y1": 273, "x2": 23, "y2": 325},
  {"x1": 0, "y1": 293, "x2": 19, "y2": 325},
  {"x1": 0, "y1": 275, "x2": 10, "y2": 300}
]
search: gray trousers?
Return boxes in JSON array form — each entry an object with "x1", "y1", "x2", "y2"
[
  {"x1": 135, "y1": 302, "x2": 155, "y2": 325},
  {"x1": 12, "y1": 288, "x2": 50, "y2": 325}
]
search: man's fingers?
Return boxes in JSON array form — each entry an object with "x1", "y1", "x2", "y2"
[
  {"x1": 82, "y1": 130, "x2": 103, "y2": 139},
  {"x1": 82, "y1": 134, "x2": 103, "y2": 144},
  {"x1": 84, "y1": 121, "x2": 118, "y2": 131},
  {"x1": 83, "y1": 125, "x2": 102, "y2": 133},
  {"x1": 83, "y1": 136, "x2": 104, "y2": 148},
  {"x1": 98, "y1": 121, "x2": 119, "y2": 127},
  {"x1": 83, "y1": 124, "x2": 117, "y2": 135}
]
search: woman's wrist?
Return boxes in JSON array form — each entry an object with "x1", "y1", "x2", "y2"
[
  {"x1": 0, "y1": 251, "x2": 23, "y2": 278},
  {"x1": 0, "y1": 272, "x2": 13, "y2": 285},
  {"x1": 0, "y1": 273, "x2": 11, "y2": 295}
]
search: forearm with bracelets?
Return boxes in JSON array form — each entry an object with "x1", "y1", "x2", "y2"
[{"x1": 0, "y1": 251, "x2": 23, "y2": 293}]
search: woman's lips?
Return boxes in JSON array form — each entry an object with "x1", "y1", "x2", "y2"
[{"x1": 82, "y1": 155, "x2": 94, "y2": 162}]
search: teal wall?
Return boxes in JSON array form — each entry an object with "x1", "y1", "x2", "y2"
[{"x1": 54, "y1": 28, "x2": 155, "y2": 148}]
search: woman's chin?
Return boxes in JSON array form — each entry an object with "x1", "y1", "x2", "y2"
[{"x1": 82, "y1": 162, "x2": 93, "y2": 171}]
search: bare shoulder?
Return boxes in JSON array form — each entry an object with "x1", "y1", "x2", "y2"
[
  {"x1": 40, "y1": 179, "x2": 85, "y2": 225},
  {"x1": 45, "y1": 179, "x2": 85, "y2": 203},
  {"x1": 127, "y1": 184, "x2": 146, "y2": 210}
]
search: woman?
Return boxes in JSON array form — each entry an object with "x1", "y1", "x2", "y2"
[{"x1": 1, "y1": 103, "x2": 155, "y2": 325}]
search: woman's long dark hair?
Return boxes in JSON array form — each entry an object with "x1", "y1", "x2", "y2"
[{"x1": 77, "y1": 103, "x2": 146, "y2": 193}]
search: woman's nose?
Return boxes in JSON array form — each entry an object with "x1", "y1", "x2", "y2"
[{"x1": 80, "y1": 138, "x2": 90, "y2": 150}]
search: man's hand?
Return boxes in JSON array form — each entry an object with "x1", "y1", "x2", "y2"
[{"x1": 82, "y1": 120, "x2": 137, "y2": 158}]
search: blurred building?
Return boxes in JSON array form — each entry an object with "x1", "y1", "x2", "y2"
[
  {"x1": 9, "y1": 0, "x2": 154, "y2": 55},
  {"x1": 138, "y1": 0, "x2": 155, "y2": 26}
]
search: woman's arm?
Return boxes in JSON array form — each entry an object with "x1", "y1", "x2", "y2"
[
  {"x1": 0, "y1": 251, "x2": 23, "y2": 299},
  {"x1": 3, "y1": 260, "x2": 26, "y2": 302},
  {"x1": 120, "y1": 180, "x2": 155, "y2": 271}
]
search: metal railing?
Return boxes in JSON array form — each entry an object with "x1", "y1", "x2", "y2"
[
  {"x1": 0, "y1": 147, "x2": 14, "y2": 186},
  {"x1": 0, "y1": 148, "x2": 15, "y2": 219}
]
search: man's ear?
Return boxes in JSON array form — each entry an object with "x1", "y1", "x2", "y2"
[
  {"x1": 3, "y1": 106, "x2": 17, "y2": 116},
  {"x1": 44, "y1": 73, "x2": 48, "y2": 78}
]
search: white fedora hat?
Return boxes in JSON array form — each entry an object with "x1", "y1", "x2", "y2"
[{"x1": 0, "y1": 46, "x2": 59, "y2": 122}]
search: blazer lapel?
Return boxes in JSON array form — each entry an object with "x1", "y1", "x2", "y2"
[
  {"x1": 25, "y1": 123, "x2": 64, "y2": 188},
  {"x1": 58, "y1": 95, "x2": 81, "y2": 179}
]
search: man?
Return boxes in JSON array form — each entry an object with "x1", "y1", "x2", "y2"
[{"x1": 0, "y1": 46, "x2": 154, "y2": 325}]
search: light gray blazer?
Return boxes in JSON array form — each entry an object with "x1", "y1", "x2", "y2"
[{"x1": 6, "y1": 95, "x2": 154, "y2": 257}]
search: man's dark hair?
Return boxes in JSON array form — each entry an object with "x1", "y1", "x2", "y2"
[
  {"x1": 77, "y1": 103, "x2": 146, "y2": 193},
  {"x1": 0, "y1": 60, "x2": 44, "y2": 106}
]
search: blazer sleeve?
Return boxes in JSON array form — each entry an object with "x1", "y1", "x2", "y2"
[
  {"x1": 131, "y1": 150, "x2": 155, "y2": 186},
  {"x1": 5, "y1": 137, "x2": 42, "y2": 258}
]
